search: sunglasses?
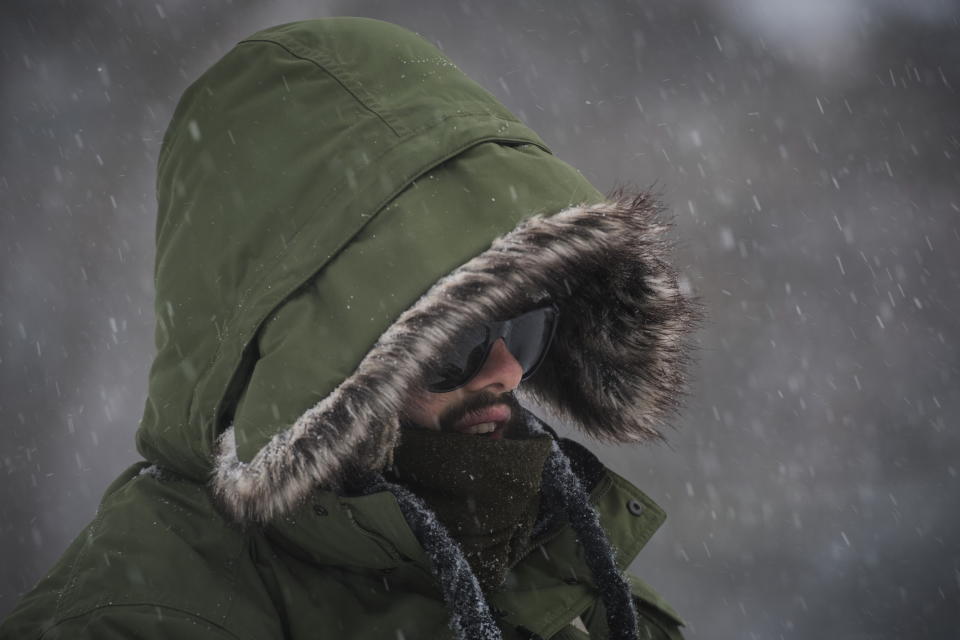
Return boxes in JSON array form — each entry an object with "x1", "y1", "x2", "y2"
[{"x1": 424, "y1": 304, "x2": 559, "y2": 393}]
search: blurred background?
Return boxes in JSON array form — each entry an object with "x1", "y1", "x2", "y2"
[{"x1": 2, "y1": 0, "x2": 958, "y2": 637}]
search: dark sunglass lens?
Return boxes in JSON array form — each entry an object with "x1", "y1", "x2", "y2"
[
  {"x1": 424, "y1": 324, "x2": 490, "y2": 391},
  {"x1": 505, "y1": 308, "x2": 554, "y2": 372}
]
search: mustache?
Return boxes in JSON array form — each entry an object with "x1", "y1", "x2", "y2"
[{"x1": 437, "y1": 391, "x2": 523, "y2": 432}]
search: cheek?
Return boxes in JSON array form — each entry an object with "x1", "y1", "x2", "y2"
[{"x1": 402, "y1": 391, "x2": 451, "y2": 430}]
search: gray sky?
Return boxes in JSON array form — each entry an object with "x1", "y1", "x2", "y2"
[{"x1": 2, "y1": 1, "x2": 959, "y2": 637}]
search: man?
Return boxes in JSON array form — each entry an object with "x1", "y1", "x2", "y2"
[{"x1": 1, "y1": 17, "x2": 698, "y2": 640}]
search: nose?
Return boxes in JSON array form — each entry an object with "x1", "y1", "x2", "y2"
[{"x1": 464, "y1": 337, "x2": 524, "y2": 393}]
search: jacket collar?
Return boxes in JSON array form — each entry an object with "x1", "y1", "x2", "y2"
[
  {"x1": 489, "y1": 469, "x2": 667, "y2": 637},
  {"x1": 265, "y1": 462, "x2": 665, "y2": 586}
]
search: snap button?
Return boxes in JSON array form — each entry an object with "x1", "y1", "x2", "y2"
[{"x1": 627, "y1": 498, "x2": 645, "y2": 516}]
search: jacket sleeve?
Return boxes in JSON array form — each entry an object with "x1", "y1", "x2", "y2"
[{"x1": 19, "y1": 605, "x2": 242, "y2": 640}]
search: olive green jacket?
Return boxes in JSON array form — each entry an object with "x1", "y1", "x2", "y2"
[
  {"x1": 1, "y1": 18, "x2": 697, "y2": 639},
  {"x1": 1, "y1": 451, "x2": 684, "y2": 639}
]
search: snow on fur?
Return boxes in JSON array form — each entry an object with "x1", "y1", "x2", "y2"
[{"x1": 211, "y1": 192, "x2": 700, "y2": 523}]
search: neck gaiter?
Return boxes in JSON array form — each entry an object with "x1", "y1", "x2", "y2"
[{"x1": 389, "y1": 428, "x2": 553, "y2": 591}]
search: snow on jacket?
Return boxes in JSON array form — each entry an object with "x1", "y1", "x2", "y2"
[{"x1": 0, "y1": 18, "x2": 698, "y2": 640}]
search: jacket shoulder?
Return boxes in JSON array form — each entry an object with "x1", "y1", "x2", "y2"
[{"x1": 1, "y1": 464, "x2": 281, "y2": 640}]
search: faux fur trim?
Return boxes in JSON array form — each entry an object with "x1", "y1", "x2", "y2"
[{"x1": 212, "y1": 192, "x2": 700, "y2": 522}]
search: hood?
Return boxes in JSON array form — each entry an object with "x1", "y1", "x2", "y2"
[{"x1": 135, "y1": 17, "x2": 699, "y2": 523}]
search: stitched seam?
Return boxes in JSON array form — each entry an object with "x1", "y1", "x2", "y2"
[
  {"x1": 38, "y1": 602, "x2": 243, "y2": 640},
  {"x1": 237, "y1": 38, "x2": 403, "y2": 137}
]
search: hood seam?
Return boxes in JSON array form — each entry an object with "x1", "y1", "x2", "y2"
[
  {"x1": 238, "y1": 37, "x2": 404, "y2": 137},
  {"x1": 196, "y1": 125, "x2": 551, "y2": 452}
]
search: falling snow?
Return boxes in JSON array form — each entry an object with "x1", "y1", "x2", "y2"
[{"x1": 1, "y1": 2, "x2": 959, "y2": 639}]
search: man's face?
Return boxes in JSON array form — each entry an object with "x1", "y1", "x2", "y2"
[{"x1": 401, "y1": 338, "x2": 528, "y2": 439}]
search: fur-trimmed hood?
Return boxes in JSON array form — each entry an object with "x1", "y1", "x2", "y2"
[{"x1": 135, "y1": 17, "x2": 699, "y2": 524}]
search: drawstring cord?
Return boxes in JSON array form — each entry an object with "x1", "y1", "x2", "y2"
[
  {"x1": 360, "y1": 413, "x2": 639, "y2": 640},
  {"x1": 362, "y1": 476, "x2": 502, "y2": 640}
]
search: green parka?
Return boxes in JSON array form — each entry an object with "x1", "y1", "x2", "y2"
[{"x1": 1, "y1": 18, "x2": 698, "y2": 640}]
